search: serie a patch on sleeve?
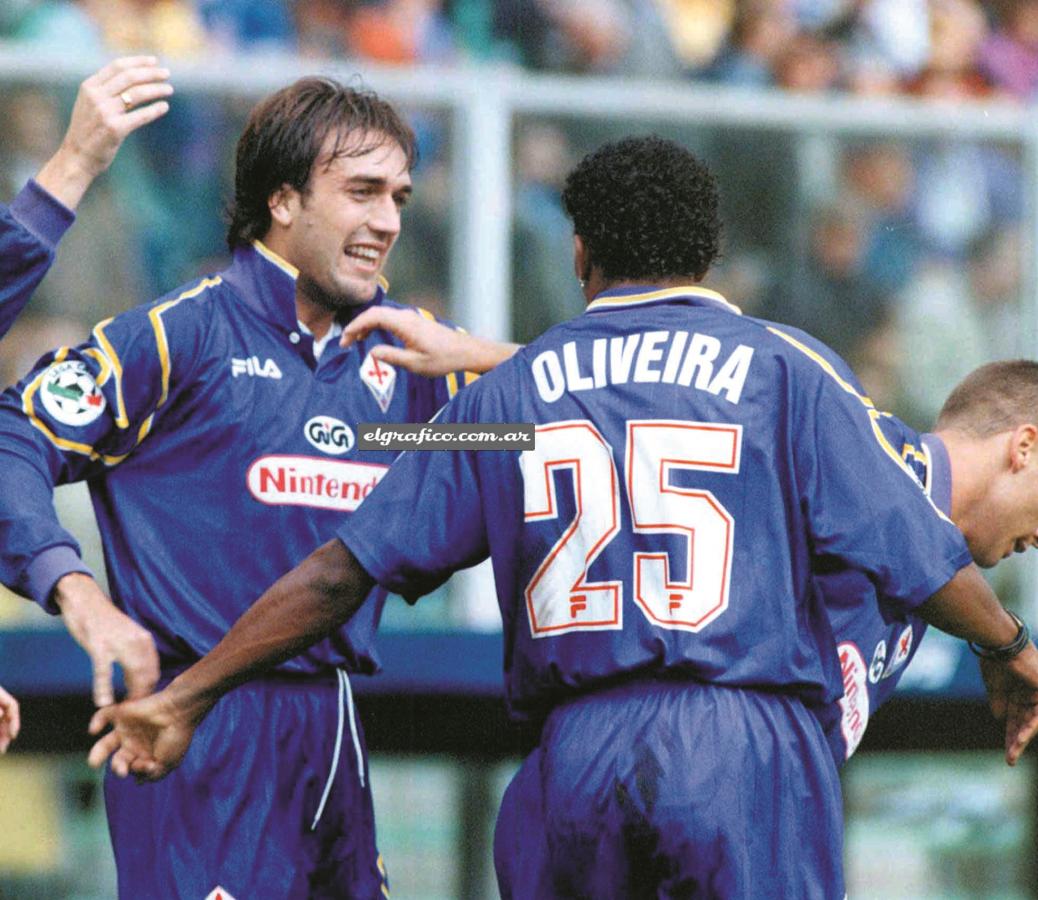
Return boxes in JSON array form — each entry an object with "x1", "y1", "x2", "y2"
[{"x1": 39, "y1": 360, "x2": 106, "y2": 427}]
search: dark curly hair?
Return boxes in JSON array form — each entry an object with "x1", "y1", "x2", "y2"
[
  {"x1": 561, "y1": 135, "x2": 722, "y2": 282},
  {"x1": 227, "y1": 77, "x2": 417, "y2": 250}
]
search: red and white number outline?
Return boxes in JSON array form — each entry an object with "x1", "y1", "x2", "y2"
[
  {"x1": 521, "y1": 421, "x2": 622, "y2": 636},
  {"x1": 521, "y1": 418, "x2": 742, "y2": 639},
  {"x1": 626, "y1": 420, "x2": 741, "y2": 632}
]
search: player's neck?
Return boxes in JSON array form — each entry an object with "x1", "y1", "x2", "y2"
[
  {"x1": 588, "y1": 274, "x2": 702, "y2": 303},
  {"x1": 936, "y1": 428, "x2": 1003, "y2": 525},
  {"x1": 295, "y1": 292, "x2": 335, "y2": 341}
]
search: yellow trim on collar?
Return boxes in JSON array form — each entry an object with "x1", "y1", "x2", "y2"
[
  {"x1": 252, "y1": 240, "x2": 299, "y2": 278},
  {"x1": 587, "y1": 285, "x2": 741, "y2": 315}
]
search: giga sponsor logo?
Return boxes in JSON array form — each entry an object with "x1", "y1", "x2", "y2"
[
  {"x1": 838, "y1": 641, "x2": 870, "y2": 761},
  {"x1": 247, "y1": 455, "x2": 388, "y2": 512},
  {"x1": 305, "y1": 415, "x2": 354, "y2": 456}
]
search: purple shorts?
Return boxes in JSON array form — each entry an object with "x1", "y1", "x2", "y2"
[
  {"x1": 494, "y1": 677, "x2": 844, "y2": 899},
  {"x1": 104, "y1": 671, "x2": 388, "y2": 899}
]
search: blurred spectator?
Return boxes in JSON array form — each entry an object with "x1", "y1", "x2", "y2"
[
  {"x1": 911, "y1": 141, "x2": 1021, "y2": 259},
  {"x1": 764, "y1": 201, "x2": 891, "y2": 362},
  {"x1": 535, "y1": 0, "x2": 635, "y2": 73},
  {"x1": 892, "y1": 222, "x2": 1024, "y2": 426},
  {"x1": 295, "y1": 0, "x2": 353, "y2": 57},
  {"x1": 12, "y1": 0, "x2": 105, "y2": 53},
  {"x1": 964, "y1": 224, "x2": 1025, "y2": 357},
  {"x1": 654, "y1": 0, "x2": 735, "y2": 73},
  {"x1": 848, "y1": 0, "x2": 931, "y2": 77},
  {"x1": 979, "y1": 0, "x2": 1038, "y2": 100},
  {"x1": 197, "y1": 0, "x2": 295, "y2": 53},
  {"x1": 511, "y1": 122, "x2": 584, "y2": 343},
  {"x1": 705, "y1": 0, "x2": 796, "y2": 86},
  {"x1": 895, "y1": 257, "x2": 990, "y2": 425},
  {"x1": 823, "y1": 0, "x2": 931, "y2": 93},
  {"x1": 93, "y1": 0, "x2": 211, "y2": 58},
  {"x1": 914, "y1": 0, "x2": 991, "y2": 94},
  {"x1": 347, "y1": 0, "x2": 456, "y2": 65},
  {"x1": 774, "y1": 32, "x2": 841, "y2": 91},
  {"x1": 842, "y1": 142, "x2": 922, "y2": 294}
]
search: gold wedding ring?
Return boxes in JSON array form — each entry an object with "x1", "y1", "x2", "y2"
[{"x1": 120, "y1": 91, "x2": 133, "y2": 111}]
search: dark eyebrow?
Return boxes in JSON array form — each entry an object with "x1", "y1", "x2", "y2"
[{"x1": 343, "y1": 175, "x2": 412, "y2": 195}]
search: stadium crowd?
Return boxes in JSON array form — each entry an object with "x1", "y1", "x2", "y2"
[{"x1": 3, "y1": 0, "x2": 1038, "y2": 98}]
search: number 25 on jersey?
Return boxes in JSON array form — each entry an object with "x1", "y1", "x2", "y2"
[{"x1": 520, "y1": 420, "x2": 741, "y2": 638}]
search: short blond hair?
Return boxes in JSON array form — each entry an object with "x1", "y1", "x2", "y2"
[{"x1": 936, "y1": 360, "x2": 1038, "y2": 436}]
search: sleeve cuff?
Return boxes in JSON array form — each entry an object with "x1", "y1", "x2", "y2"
[
  {"x1": 10, "y1": 180, "x2": 75, "y2": 249},
  {"x1": 24, "y1": 546, "x2": 93, "y2": 615}
]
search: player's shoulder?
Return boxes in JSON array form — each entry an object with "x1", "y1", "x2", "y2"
[
  {"x1": 90, "y1": 272, "x2": 227, "y2": 368},
  {"x1": 742, "y1": 313, "x2": 868, "y2": 392}
]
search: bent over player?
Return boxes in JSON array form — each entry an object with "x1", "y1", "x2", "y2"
[
  {"x1": 90, "y1": 137, "x2": 1038, "y2": 899},
  {"x1": 0, "y1": 76, "x2": 471, "y2": 897}
]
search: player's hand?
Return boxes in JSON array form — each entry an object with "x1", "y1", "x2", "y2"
[
  {"x1": 53, "y1": 573, "x2": 160, "y2": 707},
  {"x1": 34, "y1": 56, "x2": 173, "y2": 210},
  {"x1": 87, "y1": 688, "x2": 194, "y2": 779},
  {"x1": 340, "y1": 306, "x2": 518, "y2": 376},
  {"x1": 998, "y1": 642, "x2": 1038, "y2": 765},
  {"x1": 979, "y1": 656, "x2": 1008, "y2": 721},
  {"x1": 0, "y1": 685, "x2": 20, "y2": 753}
]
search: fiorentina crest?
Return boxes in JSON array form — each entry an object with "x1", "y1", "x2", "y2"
[
  {"x1": 360, "y1": 350, "x2": 396, "y2": 413},
  {"x1": 205, "y1": 888, "x2": 236, "y2": 900}
]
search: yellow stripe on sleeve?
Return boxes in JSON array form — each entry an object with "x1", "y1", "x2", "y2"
[
  {"x1": 766, "y1": 326, "x2": 953, "y2": 523},
  {"x1": 91, "y1": 317, "x2": 128, "y2": 429}
]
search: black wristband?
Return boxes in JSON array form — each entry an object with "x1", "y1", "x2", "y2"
[{"x1": 968, "y1": 610, "x2": 1031, "y2": 662}]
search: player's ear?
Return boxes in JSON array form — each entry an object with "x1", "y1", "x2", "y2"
[
  {"x1": 268, "y1": 185, "x2": 299, "y2": 229},
  {"x1": 1009, "y1": 424, "x2": 1038, "y2": 473},
  {"x1": 573, "y1": 234, "x2": 589, "y2": 284}
]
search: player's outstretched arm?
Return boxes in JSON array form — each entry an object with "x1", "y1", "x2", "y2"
[
  {"x1": 89, "y1": 539, "x2": 375, "y2": 778},
  {"x1": 918, "y1": 563, "x2": 1038, "y2": 764},
  {"x1": 53, "y1": 573, "x2": 160, "y2": 708},
  {"x1": 340, "y1": 306, "x2": 520, "y2": 376},
  {"x1": 34, "y1": 56, "x2": 173, "y2": 212},
  {"x1": 0, "y1": 684, "x2": 20, "y2": 753}
]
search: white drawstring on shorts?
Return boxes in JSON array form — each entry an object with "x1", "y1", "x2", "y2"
[{"x1": 311, "y1": 669, "x2": 366, "y2": 830}]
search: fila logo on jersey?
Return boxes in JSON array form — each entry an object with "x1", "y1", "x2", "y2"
[
  {"x1": 204, "y1": 888, "x2": 236, "y2": 900},
  {"x1": 838, "y1": 641, "x2": 870, "y2": 760},
  {"x1": 305, "y1": 415, "x2": 354, "y2": 456},
  {"x1": 360, "y1": 350, "x2": 396, "y2": 412},
  {"x1": 40, "y1": 360, "x2": 106, "y2": 426},
  {"x1": 231, "y1": 356, "x2": 283, "y2": 379},
  {"x1": 247, "y1": 455, "x2": 388, "y2": 511}
]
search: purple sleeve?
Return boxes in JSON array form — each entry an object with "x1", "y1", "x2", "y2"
[{"x1": 0, "y1": 180, "x2": 75, "y2": 341}]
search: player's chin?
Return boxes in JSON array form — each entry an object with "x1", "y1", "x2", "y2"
[{"x1": 335, "y1": 273, "x2": 382, "y2": 307}]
